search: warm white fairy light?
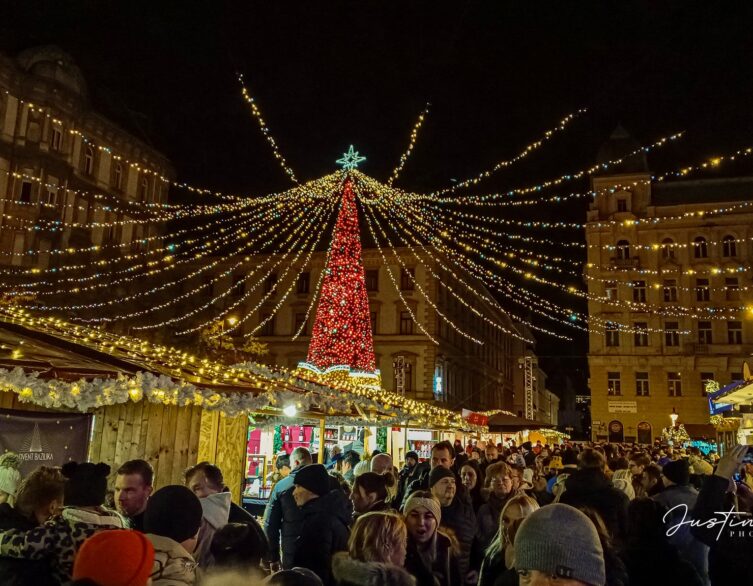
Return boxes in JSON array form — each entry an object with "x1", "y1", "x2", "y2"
[{"x1": 387, "y1": 102, "x2": 430, "y2": 186}]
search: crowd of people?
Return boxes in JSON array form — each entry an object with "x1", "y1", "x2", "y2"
[{"x1": 0, "y1": 438, "x2": 751, "y2": 586}]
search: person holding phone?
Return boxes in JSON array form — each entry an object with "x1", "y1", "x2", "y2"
[{"x1": 691, "y1": 445, "x2": 753, "y2": 585}]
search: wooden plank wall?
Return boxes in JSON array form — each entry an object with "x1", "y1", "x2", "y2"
[
  {"x1": 197, "y1": 410, "x2": 248, "y2": 503},
  {"x1": 89, "y1": 401, "x2": 204, "y2": 489},
  {"x1": 1, "y1": 391, "x2": 247, "y2": 501}
]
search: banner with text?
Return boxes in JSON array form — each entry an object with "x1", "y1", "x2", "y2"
[{"x1": 0, "y1": 408, "x2": 92, "y2": 476}]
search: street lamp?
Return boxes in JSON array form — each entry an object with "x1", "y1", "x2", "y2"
[
  {"x1": 227, "y1": 316, "x2": 238, "y2": 327},
  {"x1": 670, "y1": 407, "x2": 679, "y2": 428}
]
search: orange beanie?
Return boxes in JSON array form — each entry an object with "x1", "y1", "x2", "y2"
[{"x1": 73, "y1": 529, "x2": 155, "y2": 586}]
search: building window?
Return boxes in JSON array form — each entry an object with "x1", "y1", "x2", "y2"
[
  {"x1": 635, "y1": 372, "x2": 650, "y2": 396},
  {"x1": 731, "y1": 372, "x2": 743, "y2": 383},
  {"x1": 725, "y1": 277, "x2": 740, "y2": 301},
  {"x1": 139, "y1": 177, "x2": 149, "y2": 200},
  {"x1": 700, "y1": 372, "x2": 715, "y2": 395},
  {"x1": 722, "y1": 235, "x2": 737, "y2": 257},
  {"x1": 605, "y1": 323, "x2": 620, "y2": 347},
  {"x1": 293, "y1": 312, "x2": 307, "y2": 335},
  {"x1": 634, "y1": 322, "x2": 648, "y2": 347},
  {"x1": 668, "y1": 372, "x2": 682, "y2": 397},
  {"x1": 296, "y1": 272, "x2": 310, "y2": 294},
  {"x1": 84, "y1": 145, "x2": 95, "y2": 175},
  {"x1": 617, "y1": 198, "x2": 627, "y2": 212},
  {"x1": 365, "y1": 269, "x2": 379, "y2": 291},
  {"x1": 44, "y1": 185, "x2": 58, "y2": 206},
  {"x1": 607, "y1": 372, "x2": 622, "y2": 396},
  {"x1": 664, "y1": 322, "x2": 680, "y2": 347},
  {"x1": 51, "y1": 126, "x2": 63, "y2": 151},
  {"x1": 615, "y1": 240, "x2": 630, "y2": 260},
  {"x1": 399, "y1": 311, "x2": 414, "y2": 335},
  {"x1": 698, "y1": 321, "x2": 713, "y2": 345},
  {"x1": 400, "y1": 268, "x2": 415, "y2": 291},
  {"x1": 632, "y1": 280, "x2": 646, "y2": 303},
  {"x1": 264, "y1": 274, "x2": 278, "y2": 295},
  {"x1": 695, "y1": 279, "x2": 710, "y2": 302},
  {"x1": 232, "y1": 275, "x2": 245, "y2": 297},
  {"x1": 605, "y1": 281, "x2": 617, "y2": 301},
  {"x1": 661, "y1": 238, "x2": 675, "y2": 259},
  {"x1": 113, "y1": 163, "x2": 123, "y2": 190},
  {"x1": 19, "y1": 180, "x2": 33, "y2": 203},
  {"x1": 370, "y1": 311, "x2": 378, "y2": 335},
  {"x1": 260, "y1": 313, "x2": 275, "y2": 337},
  {"x1": 727, "y1": 321, "x2": 743, "y2": 344},
  {"x1": 693, "y1": 236, "x2": 708, "y2": 259},
  {"x1": 663, "y1": 279, "x2": 678, "y2": 302}
]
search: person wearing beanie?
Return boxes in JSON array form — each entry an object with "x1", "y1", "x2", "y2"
[
  {"x1": 0, "y1": 461, "x2": 125, "y2": 584},
  {"x1": 73, "y1": 529, "x2": 155, "y2": 586},
  {"x1": 0, "y1": 452, "x2": 22, "y2": 506},
  {"x1": 143, "y1": 484, "x2": 203, "y2": 585},
  {"x1": 653, "y1": 458, "x2": 708, "y2": 584},
  {"x1": 514, "y1": 503, "x2": 606, "y2": 586},
  {"x1": 403, "y1": 491, "x2": 460, "y2": 586},
  {"x1": 264, "y1": 446, "x2": 312, "y2": 570},
  {"x1": 290, "y1": 464, "x2": 351, "y2": 585},
  {"x1": 396, "y1": 451, "x2": 428, "y2": 508},
  {"x1": 428, "y1": 461, "x2": 476, "y2": 584}
]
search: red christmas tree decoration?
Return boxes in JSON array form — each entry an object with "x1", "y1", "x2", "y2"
[{"x1": 298, "y1": 177, "x2": 380, "y2": 388}]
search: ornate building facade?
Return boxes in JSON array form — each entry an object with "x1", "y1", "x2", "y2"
[
  {"x1": 586, "y1": 129, "x2": 753, "y2": 442},
  {"x1": 0, "y1": 46, "x2": 173, "y2": 269}
]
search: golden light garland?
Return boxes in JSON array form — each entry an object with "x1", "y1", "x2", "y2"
[{"x1": 387, "y1": 102, "x2": 430, "y2": 186}]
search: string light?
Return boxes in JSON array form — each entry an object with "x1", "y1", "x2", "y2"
[
  {"x1": 238, "y1": 74, "x2": 298, "y2": 183},
  {"x1": 431, "y1": 109, "x2": 587, "y2": 196},
  {"x1": 387, "y1": 102, "x2": 430, "y2": 186}
]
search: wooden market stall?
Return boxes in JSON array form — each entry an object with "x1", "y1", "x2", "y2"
[{"x1": 0, "y1": 307, "x2": 484, "y2": 504}]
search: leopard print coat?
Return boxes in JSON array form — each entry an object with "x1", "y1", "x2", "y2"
[{"x1": 0, "y1": 506, "x2": 125, "y2": 585}]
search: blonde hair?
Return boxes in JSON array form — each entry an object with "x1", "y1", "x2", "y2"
[
  {"x1": 348, "y1": 511, "x2": 407, "y2": 563},
  {"x1": 485, "y1": 493, "x2": 540, "y2": 559}
]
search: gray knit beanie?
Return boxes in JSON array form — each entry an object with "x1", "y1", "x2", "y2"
[{"x1": 514, "y1": 503, "x2": 605, "y2": 586}]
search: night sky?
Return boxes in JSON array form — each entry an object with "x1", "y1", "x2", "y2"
[{"x1": 4, "y1": 1, "x2": 753, "y2": 382}]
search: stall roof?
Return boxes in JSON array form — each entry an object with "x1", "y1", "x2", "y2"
[
  {"x1": 683, "y1": 423, "x2": 718, "y2": 440},
  {"x1": 710, "y1": 378, "x2": 753, "y2": 407},
  {"x1": 487, "y1": 412, "x2": 554, "y2": 432},
  {"x1": 0, "y1": 307, "x2": 485, "y2": 432}
]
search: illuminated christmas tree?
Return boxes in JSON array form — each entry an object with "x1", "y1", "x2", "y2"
[{"x1": 298, "y1": 149, "x2": 380, "y2": 389}]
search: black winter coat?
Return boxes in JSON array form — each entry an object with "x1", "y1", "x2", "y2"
[
  {"x1": 439, "y1": 493, "x2": 476, "y2": 581},
  {"x1": 558, "y1": 468, "x2": 629, "y2": 543},
  {"x1": 404, "y1": 531, "x2": 460, "y2": 586},
  {"x1": 0, "y1": 504, "x2": 56, "y2": 586},
  {"x1": 692, "y1": 474, "x2": 753, "y2": 586},
  {"x1": 292, "y1": 489, "x2": 352, "y2": 586},
  {"x1": 263, "y1": 466, "x2": 305, "y2": 567}
]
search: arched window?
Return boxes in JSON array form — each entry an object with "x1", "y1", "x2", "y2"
[
  {"x1": 637, "y1": 421, "x2": 652, "y2": 444},
  {"x1": 113, "y1": 163, "x2": 123, "y2": 190},
  {"x1": 693, "y1": 236, "x2": 708, "y2": 259},
  {"x1": 140, "y1": 176, "x2": 149, "y2": 200},
  {"x1": 722, "y1": 235, "x2": 737, "y2": 257},
  {"x1": 615, "y1": 240, "x2": 630, "y2": 260},
  {"x1": 84, "y1": 146, "x2": 95, "y2": 175},
  {"x1": 661, "y1": 238, "x2": 675, "y2": 259}
]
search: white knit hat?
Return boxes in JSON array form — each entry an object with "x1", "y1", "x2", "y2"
[{"x1": 0, "y1": 452, "x2": 22, "y2": 499}]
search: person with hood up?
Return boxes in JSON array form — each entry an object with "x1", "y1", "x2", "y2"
[
  {"x1": 291, "y1": 463, "x2": 351, "y2": 585},
  {"x1": 402, "y1": 491, "x2": 460, "y2": 586},
  {"x1": 143, "y1": 484, "x2": 204, "y2": 585},
  {"x1": 558, "y1": 449, "x2": 629, "y2": 543},
  {"x1": 396, "y1": 451, "x2": 427, "y2": 507},
  {"x1": 652, "y1": 458, "x2": 709, "y2": 585},
  {"x1": 331, "y1": 511, "x2": 414, "y2": 586},
  {"x1": 264, "y1": 447, "x2": 312, "y2": 569},
  {"x1": 0, "y1": 461, "x2": 126, "y2": 585},
  {"x1": 0, "y1": 452, "x2": 22, "y2": 506},
  {"x1": 0, "y1": 465, "x2": 64, "y2": 586}
]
